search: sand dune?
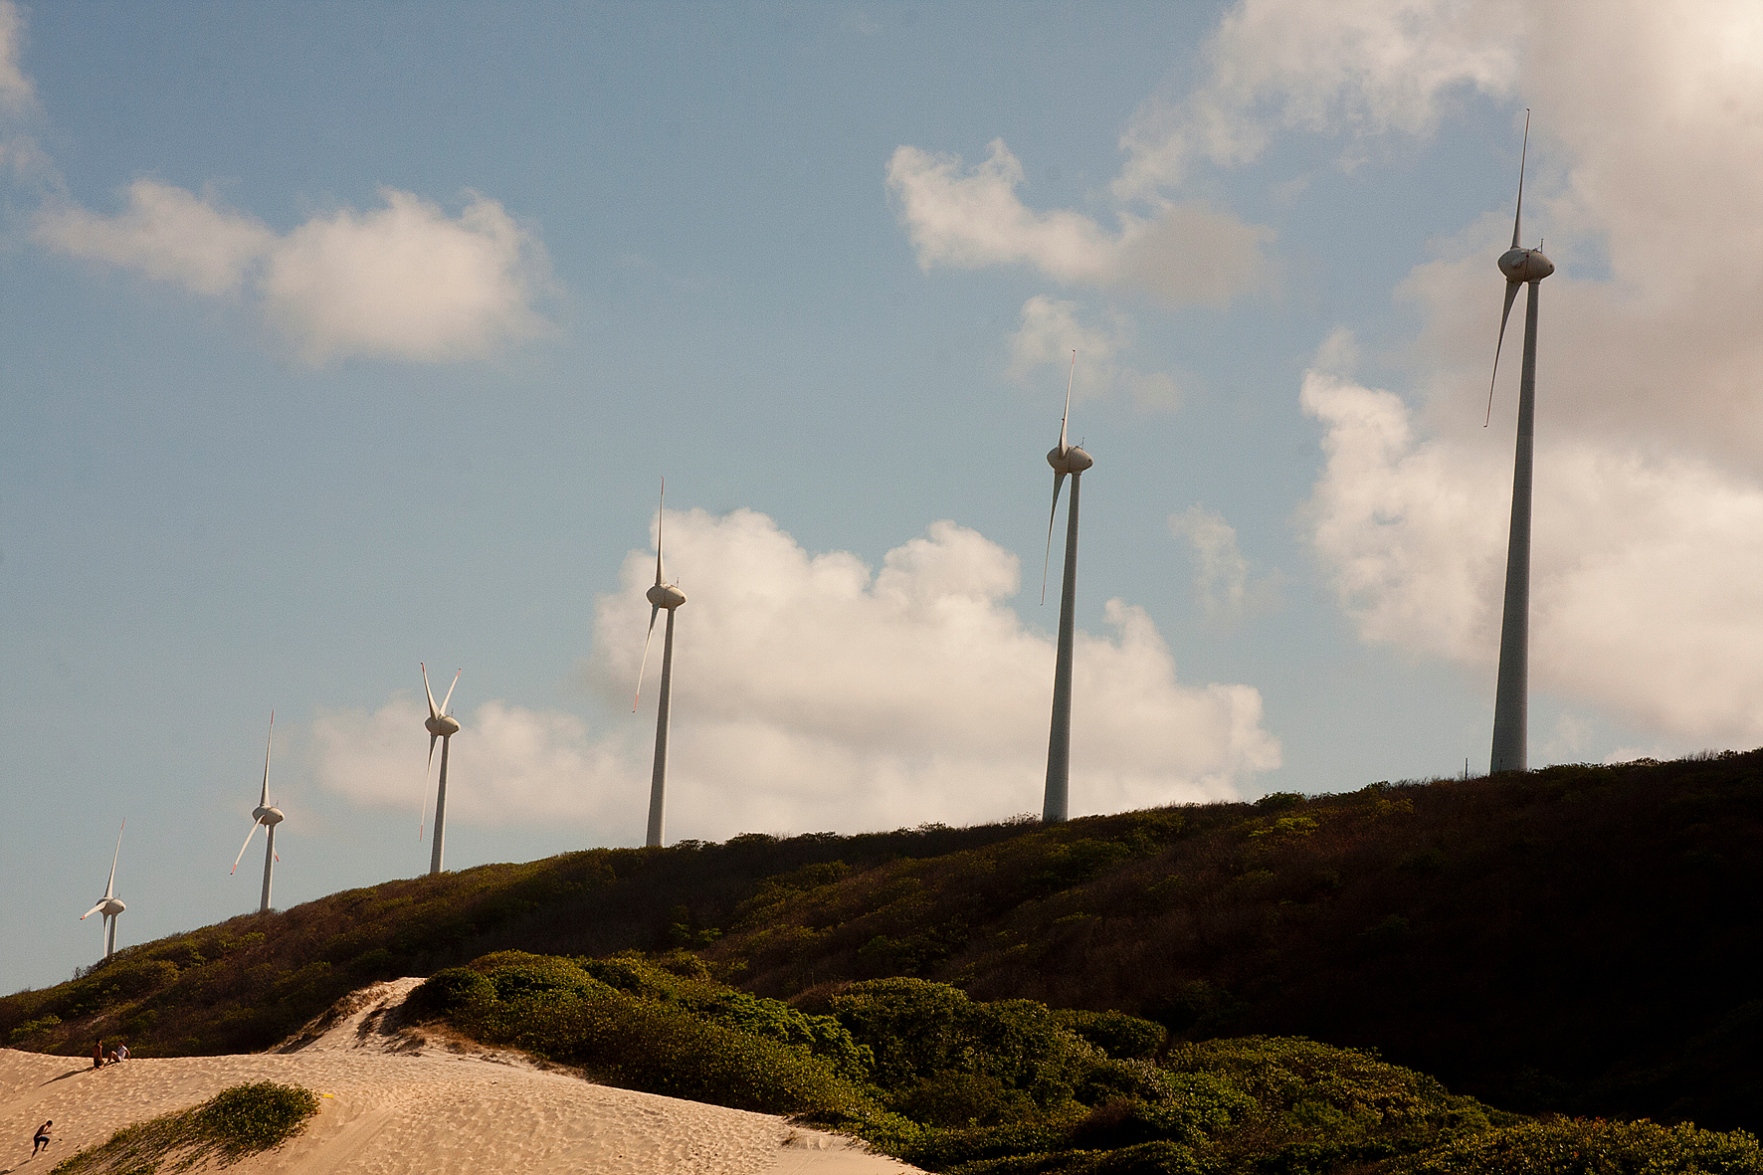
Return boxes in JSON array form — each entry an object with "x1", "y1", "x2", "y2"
[{"x1": 0, "y1": 980, "x2": 919, "y2": 1174}]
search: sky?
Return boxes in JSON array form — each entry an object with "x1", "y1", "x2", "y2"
[{"x1": 3, "y1": 0, "x2": 1761, "y2": 992}]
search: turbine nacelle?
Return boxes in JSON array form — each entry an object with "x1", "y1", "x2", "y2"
[
  {"x1": 647, "y1": 582, "x2": 687, "y2": 610},
  {"x1": 425, "y1": 713, "x2": 462, "y2": 738},
  {"x1": 1047, "y1": 444, "x2": 1093, "y2": 476},
  {"x1": 1498, "y1": 247, "x2": 1554, "y2": 284},
  {"x1": 252, "y1": 804, "x2": 285, "y2": 827},
  {"x1": 85, "y1": 897, "x2": 125, "y2": 919}
]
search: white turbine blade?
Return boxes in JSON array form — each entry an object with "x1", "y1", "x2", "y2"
[
  {"x1": 633, "y1": 604, "x2": 660, "y2": 711},
  {"x1": 260, "y1": 710, "x2": 275, "y2": 807},
  {"x1": 231, "y1": 820, "x2": 263, "y2": 875},
  {"x1": 1041, "y1": 471, "x2": 1068, "y2": 605},
  {"x1": 1510, "y1": 109, "x2": 1530, "y2": 251},
  {"x1": 654, "y1": 477, "x2": 667, "y2": 587},
  {"x1": 1484, "y1": 279, "x2": 1522, "y2": 426},
  {"x1": 1058, "y1": 349, "x2": 1075, "y2": 452},
  {"x1": 440, "y1": 669, "x2": 461, "y2": 716},
  {"x1": 104, "y1": 820, "x2": 124, "y2": 900},
  {"x1": 80, "y1": 902, "x2": 105, "y2": 921},
  {"x1": 421, "y1": 662, "x2": 439, "y2": 721},
  {"x1": 419, "y1": 733, "x2": 437, "y2": 840}
]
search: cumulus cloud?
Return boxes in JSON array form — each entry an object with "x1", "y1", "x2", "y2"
[
  {"x1": 1114, "y1": 0, "x2": 1763, "y2": 748},
  {"x1": 315, "y1": 509, "x2": 1281, "y2": 841},
  {"x1": 1007, "y1": 296, "x2": 1180, "y2": 411},
  {"x1": 1304, "y1": 360, "x2": 1763, "y2": 744},
  {"x1": 1168, "y1": 506, "x2": 1278, "y2": 626},
  {"x1": 35, "y1": 181, "x2": 548, "y2": 363},
  {"x1": 887, "y1": 139, "x2": 1272, "y2": 308}
]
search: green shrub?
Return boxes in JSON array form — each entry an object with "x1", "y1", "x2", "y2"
[
  {"x1": 50, "y1": 1082, "x2": 319, "y2": 1174},
  {"x1": 1054, "y1": 1010, "x2": 1166, "y2": 1061},
  {"x1": 1394, "y1": 1117, "x2": 1763, "y2": 1174}
]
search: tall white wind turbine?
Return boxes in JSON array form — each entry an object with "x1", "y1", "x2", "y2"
[
  {"x1": 230, "y1": 712, "x2": 285, "y2": 913},
  {"x1": 80, "y1": 821, "x2": 128, "y2": 961},
  {"x1": 1040, "y1": 351, "x2": 1093, "y2": 823},
  {"x1": 1485, "y1": 111, "x2": 1555, "y2": 775},
  {"x1": 633, "y1": 479, "x2": 686, "y2": 848},
  {"x1": 421, "y1": 664, "x2": 462, "y2": 875}
]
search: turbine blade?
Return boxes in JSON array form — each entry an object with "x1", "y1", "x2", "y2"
[
  {"x1": 633, "y1": 605, "x2": 660, "y2": 711},
  {"x1": 231, "y1": 820, "x2": 263, "y2": 875},
  {"x1": 260, "y1": 710, "x2": 275, "y2": 807},
  {"x1": 80, "y1": 903, "x2": 105, "y2": 921},
  {"x1": 421, "y1": 662, "x2": 439, "y2": 720},
  {"x1": 105, "y1": 820, "x2": 124, "y2": 900},
  {"x1": 1058, "y1": 350, "x2": 1075, "y2": 452},
  {"x1": 1511, "y1": 109, "x2": 1530, "y2": 250},
  {"x1": 654, "y1": 477, "x2": 667, "y2": 587},
  {"x1": 439, "y1": 669, "x2": 461, "y2": 716},
  {"x1": 1484, "y1": 279, "x2": 1522, "y2": 427},
  {"x1": 420, "y1": 734, "x2": 437, "y2": 840},
  {"x1": 1041, "y1": 471, "x2": 1068, "y2": 605}
]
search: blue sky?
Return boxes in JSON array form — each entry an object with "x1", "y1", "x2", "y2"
[{"x1": 4, "y1": 1, "x2": 1759, "y2": 991}]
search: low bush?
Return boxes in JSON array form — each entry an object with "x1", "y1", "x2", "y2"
[
  {"x1": 50, "y1": 1082, "x2": 319, "y2": 1174},
  {"x1": 1393, "y1": 1117, "x2": 1763, "y2": 1174}
]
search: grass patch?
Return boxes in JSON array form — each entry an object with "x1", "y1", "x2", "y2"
[{"x1": 50, "y1": 1082, "x2": 320, "y2": 1174}]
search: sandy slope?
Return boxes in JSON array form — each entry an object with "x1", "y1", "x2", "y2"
[{"x1": 0, "y1": 980, "x2": 919, "y2": 1175}]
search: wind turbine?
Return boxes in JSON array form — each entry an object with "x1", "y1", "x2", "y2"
[
  {"x1": 1040, "y1": 351, "x2": 1093, "y2": 823},
  {"x1": 80, "y1": 821, "x2": 127, "y2": 961},
  {"x1": 230, "y1": 712, "x2": 284, "y2": 913},
  {"x1": 1485, "y1": 111, "x2": 1554, "y2": 775},
  {"x1": 633, "y1": 478, "x2": 686, "y2": 848},
  {"x1": 421, "y1": 664, "x2": 462, "y2": 875}
]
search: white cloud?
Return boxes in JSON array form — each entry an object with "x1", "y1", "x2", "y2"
[
  {"x1": 36, "y1": 180, "x2": 274, "y2": 295},
  {"x1": 1303, "y1": 361, "x2": 1763, "y2": 745},
  {"x1": 1007, "y1": 296, "x2": 1180, "y2": 411},
  {"x1": 35, "y1": 182, "x2": 549, "y2": 363},
  {"x1": 1117, "y1": 0, "x2": 1763, "y2": 748},
  {"x1": 1168, "y1": 505, "x2": 1277, "y2": 625},
  {"x1": 1114, "y1": 0, "x2": 1520, "y2": 198},
  {"x1": 315, "y1": 509, "x2": 1281, "y2": 841},
  {"x1": 886, "y1": 139, "x2": 1271, "y2": 308}
]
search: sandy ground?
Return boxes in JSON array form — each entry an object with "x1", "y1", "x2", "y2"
[{"x1": 0, "y1": 980, "x2": 920, "y2": 1175}]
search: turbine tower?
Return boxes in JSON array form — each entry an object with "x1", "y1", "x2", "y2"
[
  {"x1": 633, "y1": 479, "x2": 686, "y2": 848},
  {"x1": 231, "y1": 711, "x2": 284, "y2": 913},
  {"x1": 1486, "y1": 111, "x2": 1554, "y2": 775},
  {"x1": 421, "y1": 664, "x2": 462, "y2": 875},
  {"x1": 80, "y1": 821, "x2": 127, "y2": 961},
  {"x1": 1041, "y1": 351, "x2": 1092, "y2": 823}
]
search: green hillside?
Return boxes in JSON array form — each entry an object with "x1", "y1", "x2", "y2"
[{"x1": 5, "y1": 753, "x2": 1761, "y2": 1137}]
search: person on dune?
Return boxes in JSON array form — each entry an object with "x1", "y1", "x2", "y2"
[{"x1": 32, "y1": 1120, "x2": 52, "y2": 1156}]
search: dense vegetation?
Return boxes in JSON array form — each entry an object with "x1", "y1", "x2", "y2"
[
  {"x1": 407, "y1": 952, "x2": 1763, "y2": 1175},
  {"x1": 50, "y1": 1081, "x2": 318, "y2": 1174},
  {"x1": 5, "y1": 752, "x2": 1761, "y2": 1136}
]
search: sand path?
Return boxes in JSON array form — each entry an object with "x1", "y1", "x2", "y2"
[{"x1": 0, "y1": 981, "x2": 918, "y2": 1175}]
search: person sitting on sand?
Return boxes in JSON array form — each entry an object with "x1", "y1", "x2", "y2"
[
  {"x1": 114, "y1": 1042, "x2": 129, "y2": 1061},
  {"x1": 32, "y1": 1120, "x2": 52, "y2": 1156}
]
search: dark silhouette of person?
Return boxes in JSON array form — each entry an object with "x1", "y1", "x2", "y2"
[
  {"x1": 32, "y1": 1120, "x2": 52, "y2": 1156},
  {"x1": 92, "y1": 1039, "x2": 104, "y2": 1069}
]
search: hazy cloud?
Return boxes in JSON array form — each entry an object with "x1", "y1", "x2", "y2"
[
  {"x1": 1007, "y1": 296, "x2": 1180, "y2": 411},
  {"x1": 1168, "y1": 506, "x2": 1277, "y2": 625},
  {"x1": 887, "y1": 139, "x2": 1271, "y2": 308},
  {"x1": 36, "y1": 181, "x2": 549, "y2": 363},
  {"x1": 1114, "y1": 0, "x2": 1520, "y2": 198},
  {"x1": 0, "y1": 0, "x2": 32, "y2": 115},
  {"x1": 316, "y1": 509, "x2": 1281, "y2": 841}
]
